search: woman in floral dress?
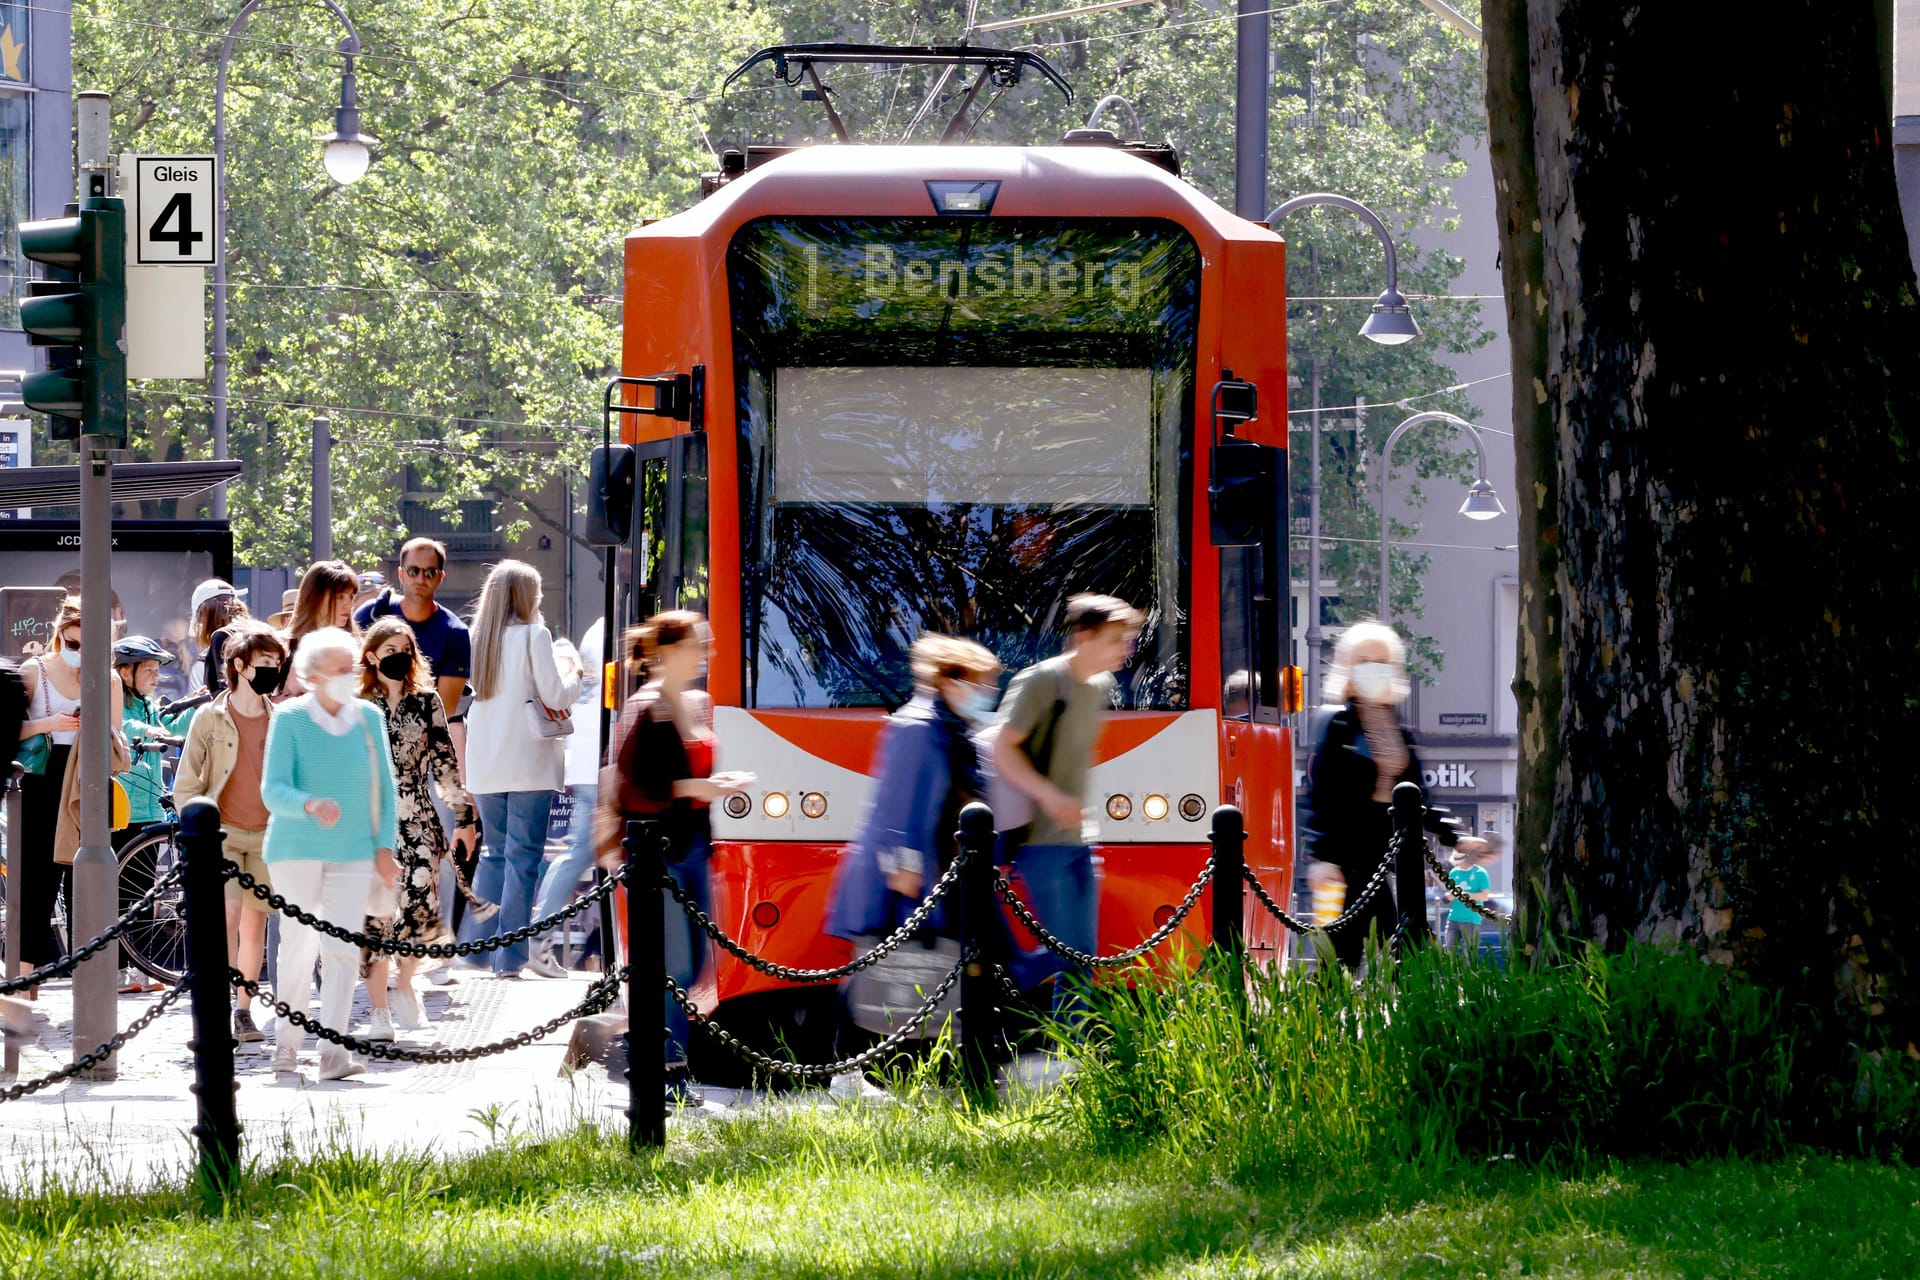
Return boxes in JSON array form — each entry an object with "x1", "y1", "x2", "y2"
[{"x1": 356, "y1": 617, "x2": 478, "y2": 1038}]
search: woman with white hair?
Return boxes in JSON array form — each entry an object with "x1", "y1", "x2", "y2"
[
  {"x1": 1300, "y1": 620, "x2": 1487, "y2": 971},
  {"x1": 459, "y1": 560, "x2": 581, "y2": 976},
  {"x1": 260, "y1": 626, "x2": 400, "y2": 1079}
]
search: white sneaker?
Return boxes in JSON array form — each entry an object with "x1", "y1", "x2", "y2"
[
  {"x1": 829, "y1": 1071, "x2": 888, "y2": 1101},
  {"x1": 425, "y1": 964, "x2": 455, "y2": 986},
  {"x1": 364, "y1": 1008, "x2": 396, "y2": 1041},
  {"x1": 318, "y1": 1054, "x2": 366, "y2": 1081},
  {"x1": 271, "y1": 1046, "x2": 299, "y2": 1073},
  {"x1": 523, "y1": 948, "x2": 567, "y2": 979},
  {"x1": 391, "y1": 988, "x2": 430, "y2": 1031}
]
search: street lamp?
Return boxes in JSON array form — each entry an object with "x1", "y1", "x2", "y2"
[
  {"x1": 212, "y1": 1, "x2": 373, "y2": 519},
  {"x1": 1376, "y1": 410, "x2": 1504, "y2": 623},
  {"x1": 1265, "y1": 192, "x2": 1419, "y2": 708}
]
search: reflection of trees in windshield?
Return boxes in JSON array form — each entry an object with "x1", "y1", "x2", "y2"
[{"x1": 756, "y1": 504, "x2": 1177, "y2": 708}]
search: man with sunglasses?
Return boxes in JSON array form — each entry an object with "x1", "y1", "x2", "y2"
[{"x1": 354, "y1": 538, "x2": 471, "y2": 722}]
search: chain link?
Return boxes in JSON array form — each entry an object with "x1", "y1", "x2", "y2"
[
  {"x1": 660, "y1": 857, "x2": 964, "y2": 984},
  {"x1": 668, "y1": 951, "x2": 968, "y2": 1080},
  {"x1": 0, "y1": 864, "x2": 187, "y2": 996},
  {"x1": 994, "y1": 858, "x2": 1213, "y2": 969},
  {"x1": 226, "y1": 862, "x2": 623, "y2": 960},
  {"x1": 0, "y1": 976, "x2": 191, "y2": 1103},
  {"x1": 227, "y1": 967, "x2": 628, "y2": 1064},
  {"x1": 1419, "y1": 841, "x2": 1513, "y2": 923},
  {"x1": 1243, "y1": 848, "x2": 1393, "y2": 936}
]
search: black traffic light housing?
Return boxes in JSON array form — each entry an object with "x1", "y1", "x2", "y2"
[
  {"x1": 586, "y1": 444, "x2": 636, "y2": 546},
  {"x1": 20, "y1": 194, "x2": 127, "y2": 444}
]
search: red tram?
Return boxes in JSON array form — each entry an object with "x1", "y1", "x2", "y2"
[{"x1": 589, "y1": 46, "x2": 1301, "y2": 1068}]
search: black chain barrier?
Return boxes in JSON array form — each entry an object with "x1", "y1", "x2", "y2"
[
  {"x1": 1241, "y1": 850, "x2": 1395, "y2": 936},
  {"x1": 993, "y1": 859, "x2": 1214, "y2": 969},
  {"x1": 0, "y1": 976, "x2": 192, "y2": 1103},
  {"x1": 224, "y1": 862, "x2": 625, "y2": 960},
  {"x1": 226, "y1": 967, "x2": 629, "y2": 1064},
  {"x1": 0, "y1": 863, "x2": 187, "y2": 996},
  {"x1": 667, "y1": 950, "x2": 969, "y2": 1080},
  {"x1": 1418, "y1": 840, "x2": 1513, "y2": 923},
  {"x1": 660, "y1": 857, "x2": 965, "y2": 984}
]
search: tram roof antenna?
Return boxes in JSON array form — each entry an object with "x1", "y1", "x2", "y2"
[{"x1": 721, "y1": 43, "x2": 1073, "y2": 144}]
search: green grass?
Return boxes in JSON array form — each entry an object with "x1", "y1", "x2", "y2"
[
  {"x1": 5, "y1": 940, "x2": 1918, "y2": 1277},
  {"x1": 0, "y1": 1106, "x2": 1914, "y2": 1278}
]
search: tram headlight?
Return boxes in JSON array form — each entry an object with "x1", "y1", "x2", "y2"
[
  {"x1": 763, "y1": 791, "x2": 790, "y2": 819},
  {"x1": 722, "y1": 793, "x2": 751, "y2": 820},
  {"x1": 1179, "y1": 794, "x2": 1208, "y2": 822},
  {"x1": 1142, "y1": 793, "x2": 1170, "y2": 821},
  {"x1": 1105, "y1": 794, "x2": 1133, "y2": 822},
  {"x1": 800, "y1": 792, "x2": 828, "y2": 819}
]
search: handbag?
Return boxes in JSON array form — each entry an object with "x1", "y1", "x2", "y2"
[
  {"x1": 845, "y1": 934, "x2": 963, "y2": 1037},
  {"x1": 359, "y1": 708, "x2": 399, "y2": 918},
  {"x1": 17, "y1": 658, "x2": 53, "y2": 776},
  {"x1": 522, "y1": 627, "x2": 575, "y2": 740}
]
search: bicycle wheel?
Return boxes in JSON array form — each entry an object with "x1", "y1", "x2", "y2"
[{"x1": 117, "y1": 826, "x2": 188, "y2": 983}]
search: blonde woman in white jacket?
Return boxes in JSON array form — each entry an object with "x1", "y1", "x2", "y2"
[{"x1": 457, "y1": 561, "x2": 581, "y2": 975}]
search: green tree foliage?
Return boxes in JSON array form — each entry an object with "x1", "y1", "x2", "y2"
[{"x1": 80, "y1": 0, "x2": 1486, "y2": 658}]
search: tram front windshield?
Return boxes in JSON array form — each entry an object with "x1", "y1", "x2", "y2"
[{"x1": 729, "y1": 216, "x2": 1199, "y2": 709}]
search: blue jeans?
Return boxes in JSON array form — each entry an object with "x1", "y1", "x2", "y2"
[
  {"x1": 1003, "y1": 843, "x2": 1097, "y2": 1016},
  {"x1": 465, "y1": 790, "x2": 557, "y2": 974},
  {"x1": 660, "y1": 833, "x2": 711, "y2": 1066},
  {"x1": 533, "y1": 784, "x2": 599, "y2": 950}
]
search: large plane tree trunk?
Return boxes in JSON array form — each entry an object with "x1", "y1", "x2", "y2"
[{"x1": 1483, "y1": 0, "x2": 1920, "y2": 1033}]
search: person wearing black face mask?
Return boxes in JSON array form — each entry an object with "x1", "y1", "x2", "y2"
[
  {"x1": 353, "y1": 618, "x2": 481, "y2": 1039},
  {"x1": 173, "y1": 620, "x2": 289, "y2": 1043}
]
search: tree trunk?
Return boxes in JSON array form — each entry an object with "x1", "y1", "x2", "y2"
[{"x1": 1486, "y1": 0, "x2": 1920, "y2": 1033}]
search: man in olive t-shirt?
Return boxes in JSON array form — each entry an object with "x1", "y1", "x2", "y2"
[{"x1": 992, "y1": 593, "x2": 1143, "y2": 1013}]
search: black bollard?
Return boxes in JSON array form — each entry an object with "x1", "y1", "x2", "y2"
[
  {"x1": 1389, "y1": 781, "x2": 1432, "y2": 951},
  {"x1": 625, "y1": 819, "x2": 666, "y2": 1151},
  {"x1": 1208, "y1": 805, "x2": 1246, "y2": 961},
  {"x1": 956, "y1": 801, "x2": 1002, "y2": 1096},
  {"x1": 179, "y1": 797, "x2": 240, "y2": 1194}
]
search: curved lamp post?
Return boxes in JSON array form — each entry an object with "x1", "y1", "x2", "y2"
[
  {"x1": 1266, "y1": 192, "x2": 1419, "y2": 706},
  {"x1": 1377, "y1": 410, "x2": 1504, "y2": 623},
  {"x1": 211, "y1": 0, "x2": 374, "y2": 519}
]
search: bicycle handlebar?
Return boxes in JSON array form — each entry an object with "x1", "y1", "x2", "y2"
[{"x1": 160, "y1": 691, "x2": 214, "y2": 716}]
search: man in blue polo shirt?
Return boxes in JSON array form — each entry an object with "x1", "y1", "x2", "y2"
[{"x1": 353, "y1": 536, "x2": 471, "y2": 720}]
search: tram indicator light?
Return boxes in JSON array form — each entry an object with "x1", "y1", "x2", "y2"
[{"x1": 926, "y1": 180, "x2": 999, "y2": 217}]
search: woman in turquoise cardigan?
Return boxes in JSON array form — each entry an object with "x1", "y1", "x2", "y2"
[{"x1": 259, "y1": 626, "x2": 400, "y2": 1081}]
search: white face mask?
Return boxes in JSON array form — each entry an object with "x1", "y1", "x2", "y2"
[
  {"x1": 322, "y1": 673, "x2": 360, "y2": 704},
  {"x1": 60, "y1": 647, "x2": 84, "y2": 669},
  {"x1": 1352, "y1": 662, "x2": 1398, "y2": 704}
]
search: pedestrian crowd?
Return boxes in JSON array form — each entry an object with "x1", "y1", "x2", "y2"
[{"x1": 4, "y1": 547, "x2": 1491, "y2": 1095}]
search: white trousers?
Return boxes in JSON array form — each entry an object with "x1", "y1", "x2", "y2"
[{"x1": 270, "y1": 859, "x2": 374, "y2": 1071}]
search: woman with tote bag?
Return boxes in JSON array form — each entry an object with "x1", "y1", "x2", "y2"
[{"x1": 458, "y1": 560, "x2": 581, "y2": 976}]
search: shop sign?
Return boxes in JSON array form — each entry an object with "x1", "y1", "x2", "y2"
[{"x1": 1423, "y1": 763, "x2": 1478, "y2": 789}]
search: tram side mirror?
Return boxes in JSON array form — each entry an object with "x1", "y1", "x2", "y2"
[
  {"x1": 1209, "y1": 439, "x2": 1277, "y2": 547},
  {"x1": 586, "y1": 445, "x2": 636, "y2": 546}
]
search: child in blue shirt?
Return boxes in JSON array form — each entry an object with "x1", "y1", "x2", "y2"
[{"x1": 1445, "y1": 840, "x2": 1499, "y2": 956}]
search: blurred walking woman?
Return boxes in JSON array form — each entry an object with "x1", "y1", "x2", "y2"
[
  {"x1": 460, "y1": 560, "x2": 580, "y2": 975},
  {"x1": 356, "y1": 618, "x2": 477, "y2": 1037},
  {"x1": 827, "y1": 634, "x2": 999, "y2": 943},
  {"x1": 610, "y1": 612, "x2": 750, "y2": 1083},
  {"x1": 1300, "y1": 621, "x2": 1485, "y2": 972},
  {"x1": 13, "y1": 598, "x2": 122, "y2": 989},
  {"x1": 261, "y1": 626, "x2": 400, "y2": 1080}
]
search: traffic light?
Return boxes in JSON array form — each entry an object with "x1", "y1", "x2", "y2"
[{"x1": 20, "y1": 196, "x2": 126, "y2": 444}]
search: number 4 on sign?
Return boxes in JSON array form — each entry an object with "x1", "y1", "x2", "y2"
[{"x1": 148, "y1": 193, "x2": 205, "y2": 258}]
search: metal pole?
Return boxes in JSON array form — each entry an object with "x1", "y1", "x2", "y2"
[
  {"x1": 71, "y1": 437, "x2": 116, "y2": 1074},
  {"x1": 180, "y1": 798, "x2": 240, "y2": 1194},
  {"x1": 956, "y1": 801, "x2": 1001, "y2": 1096},
  {"x1": 311, "y1": 415, "x2": 332, "y2": 562},
  {"x1": 1389, "y1": 781, "x2": 1431, "y2": 951},
  {"x1": 1306, "y1": 353, "x2": 1324, "y2": 708},
  {"x1": 625, "y1": 820, "x2": 664, "y2": 1150},
  {"x1": 4, "y1": 762, "x2": 23, "y2": 1077},
  {"x1": 1232, "y1": 0, "x2": 1269, "y2": 221}
]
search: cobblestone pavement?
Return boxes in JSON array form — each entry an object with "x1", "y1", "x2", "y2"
[{"x1": 0, "y1": 964, "x2": 636, "y2": 1187}]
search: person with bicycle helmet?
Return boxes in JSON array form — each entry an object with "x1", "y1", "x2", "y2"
[{"x1": 113, "y1": 636, "x2": 196, "y2": 993}]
